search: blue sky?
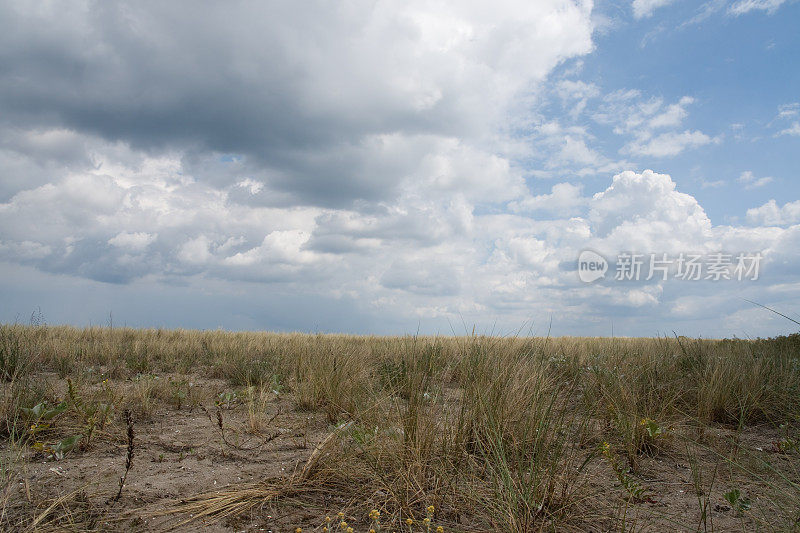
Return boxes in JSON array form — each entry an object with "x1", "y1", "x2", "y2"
[
  {"x1": 0, "y1": 0, "x2": 798, "y2": 337},
  {"x1": 526, "y1": 0, "x2": 800, "y2": 223},
  {"x1": 590, "y1": 1, "x2": 799, "y2": 221}
]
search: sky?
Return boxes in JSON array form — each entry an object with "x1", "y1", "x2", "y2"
[{"x1": 0, "y1": 0, "x2": 798, "y2": 338}]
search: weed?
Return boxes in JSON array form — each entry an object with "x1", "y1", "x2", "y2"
[
  {"x1": 167, "y1": 376, "x2": 189, "y2": 410},
  {"x1": 723, "y1": 488, "x2": 751, "y2": 515},
  {"x1": 110, "y1": 409, "x2": 135, "y2": 503},
  {"x1": 67, "y1": 378, "x2": 115, "y2": 449}
]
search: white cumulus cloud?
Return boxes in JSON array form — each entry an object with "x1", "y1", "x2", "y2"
[{"x1": 747, "y1": 199, "x2": 800, "y2": 226}]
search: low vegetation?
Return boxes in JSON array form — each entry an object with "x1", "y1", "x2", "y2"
[{"x1": 1, "y1": 324, "x2": 799, "y2": 531}]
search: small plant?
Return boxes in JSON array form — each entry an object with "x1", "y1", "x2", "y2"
[
  {"x1": 601, "y1": 442, "x2": 653, "y2": 503},
  {"x1": 368, "y1": 509, "x2": 381, "y2": 532},
  {"x1": 242, "y1": 385, "x2": 278, "y2": 435},
  {"x1": 21, "y1": 401, "x2": 67, "y2": 425},
  {"x1": 349, "y1": 424, "x2": 379, "y2": 447},
  {"x1": 268, "y1": 373, "x2": 284, "y2": 395},
  {"x1": 110, "y1": 409, "x2": 135, "y2": 503},
  {"x1": 216, "y1": 390, "x2": 238, "y2": 409},
  {"x1": 222, "y1": 354, "x2": 280, "y2": 387},
  {"x1": 724, "y1": 488, "x2": 751, "y2": 515},
  {"x1": 772, "y1": 436, "x2": 800, "y2": 453},
  {"x1": 167, "y1": 377, "x2": 189, "y2": 410},
  {"x1": 637, "y1": 417, "x2": 669, "y2": 454},
  {"x1": 34, "y1": 434, "x2": 81, "y2": 460},
  {"x1": 22, "y1": 400, "x2": 75, "y2": 459},
  {"x1": 640, "y1": 418, "x2": 663, "y2": 439},
  {"x1": 67, "y1": 378, "x2": 115, "y2": 450},
  {"x1": 423, "y1": 505, "x2": 436, "y2": 533},
  {"x1": 771, "y1": 423, "x2": 800, "y2": 453}
]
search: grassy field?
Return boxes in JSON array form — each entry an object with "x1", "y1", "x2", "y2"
[{"x1": 1, "y1": 324, "x2": 800, "y2": 531}]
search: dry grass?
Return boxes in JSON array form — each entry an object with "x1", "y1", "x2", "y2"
[{"x1": 0, "y1": 324, "x2": 799, "y2": 531}]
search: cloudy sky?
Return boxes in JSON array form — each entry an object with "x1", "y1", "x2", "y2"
[{"x1": 1, "y1": 0, "x2": 798, "y2": 337}]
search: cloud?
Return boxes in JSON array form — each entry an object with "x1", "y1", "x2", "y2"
[
  {"x1": 588, "y1": 170, "x2": 712, "y2": 242},
  {"x1": 768, "y1": 103, "x2": 800, "y2": 137},
  {"x1": 593, "y1": 93, "x2": 715, "y2": 158},
  {"x1": 648, "y1": 97, "x2": 694, "y2": 129},
  {"x1": 623, "y1": 130, "x2": 716, "y2": 157},
  {"x1": 777, "y1": 103, "x2": 799, "y2": 119},
  {"x1": 729, "y1": 0, "x2": 787, "y2": 15},
  {"x1": 532, "y1": 83, "x2": 709, "y2": 177},
  {"x1": 555, "y1": 79, "x2": 600, "y2": 117},
  {"x1": 681, "y1": 0, "x2": 727, "y2": 26},
  {"x1": 738, "y1": 170, "x2": 774, "y2": 190},
  {"x1": 631, "y1": 0, "x2": 677, "y2": 19},
  {"x1": 509, "y1": 183, "x2": 586, "y2": 215},
  {"x1": 108, "y1": 232, "x2": 157, "y2": 252},
  {"x1": 747, "y1": 199, "x2": 800, "y2": 226},
  {"x1": 1, "y1": 161, "x2": 797, "y2": 336},
  {"x1": 380, "y1": 257, "x2": 462, "y2": 296},
  {"x1": 0, "y1": 0, "x2": 599, "y2": 292},
  {"x1": 688, "y1": 0, "x2": 788, "y2": 21},
  {"x1": 524, "y1": 119, "x2": 634, "y2": 177},
  {"x1": 0, "y1": 1, "x2": 594, "y2": 207},
  {"x1": 777, "y1": 123, "x2": 800, "y2": 136}
]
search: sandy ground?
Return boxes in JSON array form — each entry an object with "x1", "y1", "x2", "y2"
[{"x1": 8, "y1": 377, "x2": 333, "y2": 532}]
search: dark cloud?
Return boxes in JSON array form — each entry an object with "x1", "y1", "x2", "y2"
[
  {"x1": 0, "y1": 1, "x2": 492, "y2": 207},
  {"x1": 0, "y1": 1, "x2": 597, "y2": 207}
]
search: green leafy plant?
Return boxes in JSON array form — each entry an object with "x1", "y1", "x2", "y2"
[
  {"x1": 33, "y1": 434, "x2": 81, "y2": 460},
  {"x1": 724, "y1": 488, "x2": 751, "y2": 514},
  {"x1": 216, "y1": 390, "x2": 238, "y2": 409},
  {"x1": 67, "y1": 378, "x2": 115, "y2": 449},
  {"x1": 21, "y1": 401, "x2": 67, "y2": 423},
  {"x1": 167, "y1": 377, "x2": 189, "y2": 410}
]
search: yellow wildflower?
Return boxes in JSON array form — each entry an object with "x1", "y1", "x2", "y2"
[{"x1": 601, "y1": 441, "x2": 611, "y2": 456}]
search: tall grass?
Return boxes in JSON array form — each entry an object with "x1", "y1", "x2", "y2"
[{"x1": 1, "y1": 324, "x2": 800, "y2": 530}]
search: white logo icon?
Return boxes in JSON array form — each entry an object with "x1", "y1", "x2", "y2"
[{"x1": 578, "y1": 250, "x2": 608, "y2": 283}]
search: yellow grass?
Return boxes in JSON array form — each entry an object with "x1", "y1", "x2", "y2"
[{"x1": 1, "y1": 324, "x2": 799, "y2": 531}]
